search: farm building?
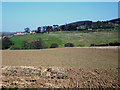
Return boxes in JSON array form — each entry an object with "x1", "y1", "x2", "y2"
[
  {"x1": 2, "y1": 35, "x2": 9, "y2": 39},
  {"x1": 14, "y1": 32, "x2": 28, "y2": 35},
  {"x1": 30, "y1": 31, "x2": 36, "y2": 34}
]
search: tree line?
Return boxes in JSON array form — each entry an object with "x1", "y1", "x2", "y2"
[{"x1": 24, "y1": 20, "x2": 120, "y2": 34}]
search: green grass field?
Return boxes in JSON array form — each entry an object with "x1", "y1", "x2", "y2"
[{"x1": 10, "y1": 31, "x2": 119, "y2": 49}]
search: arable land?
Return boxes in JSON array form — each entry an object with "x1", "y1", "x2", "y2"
[{"x1": 2, "y1": 47, "x2": 120, "y2": 88}]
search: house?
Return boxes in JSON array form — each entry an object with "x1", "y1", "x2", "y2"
[
  {"x1": 77, "y1": 25, "x2": 86, "y2": 30},
  {"x1": 14, "y1": 32, "x2": 28, "y2": 35},
  {"x1": 2, "y1": 35, "x2": 8, "y2": 39},
  {"x1": 88, "y1": 28, "x2": 93, "y2": 31},
  {"x1": 30, "y1": 31, "x2": 36, "y2": 34}
]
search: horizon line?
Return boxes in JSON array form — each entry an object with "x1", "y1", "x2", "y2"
[{"x1": 2, "y1": 17, "x2": 119, "y2": 32}]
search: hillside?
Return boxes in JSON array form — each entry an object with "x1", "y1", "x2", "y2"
[
  {"x1": 2, "y1": 32, "x2": 15, "y2": 36},
  {"x1": 106, "y1": 18, "x2": 120, "y2": 23},
  {"x1": 69, "y1": 21, "x2": 92, "y2": 26},
  {"x1": 68, "y1": 18, "x2": 120, "y2": 25},
  {"x1": 10, "y1": 31, "x2": 119, "y2": 49}
]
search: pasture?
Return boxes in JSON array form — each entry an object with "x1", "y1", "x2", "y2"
[{"x1": 10, "y1": 31, "x2": 119, "y2": 49}]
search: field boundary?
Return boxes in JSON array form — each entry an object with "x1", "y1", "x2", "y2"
[{"x1": 72, "y1": 46, "x2": 119, "y2": 49}]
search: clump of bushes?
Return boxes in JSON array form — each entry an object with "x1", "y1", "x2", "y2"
[
  {"x1": 64, "y1": 43, "x2": 74, "y2": 47},
  {"x1": 30, "y1": 38, "x2": 48, "y2": 49},
  {"x1": 0, "y1": 39, "x2": 2, "y2": 50},
  {"x1": 90, "y1": 44, "x2": 96, "y2": 46},
  {"x1": 109, "y1": 41, "x2": 120, "y2": 46},
  {"x1": 96, "y1": 43, "x2": 108, "y2": 46},
  {"x1": 50, "y1": 43, "x2": 59, "y2": 48},
  {"x1": 2, "y1": 37, "x2": 14, "y2": 50},
  {"x1": 22, "y1": 41, "x2": 30, "y2": 49},
  {"x1": 10, "y1": 47, "x2": 20, "y2": 50},
  {"x1": 22, "y1": 38, "x2": 48, "y2": 49},
  {"x1": 90, "y1": 41, "x2": 120, "y2": 47},
  {"x1": 90, "y1": 43, "x2": 109, "y2": 47}
]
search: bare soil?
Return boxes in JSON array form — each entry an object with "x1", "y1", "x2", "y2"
[
  {"x1": 1, "y1": 47, "x2": 120, "y2": 88},
  {"x1": 1, "y1": 66, "x2": 119, "y2": 88}
]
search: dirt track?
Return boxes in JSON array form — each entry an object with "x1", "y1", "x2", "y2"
[{"x1": 1, "y1": 47, "x2": 120, "y2": 88}]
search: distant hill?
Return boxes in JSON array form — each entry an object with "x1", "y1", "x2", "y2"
[
  {"x1": 66, "y1": 18, "x2": 120, "y2": 25},
  {"x1": 2, "y1": 32, "x2": 15, "y2": 36},
  {"x1": 106, "y1": 18, "x2": 120, "y2": 23},
  {"x1": 69, "y1": 21, "x2": 92, "y2": 26},
  {"x1": 62, "y1": 18, "x2": 120, "y2": 30}
]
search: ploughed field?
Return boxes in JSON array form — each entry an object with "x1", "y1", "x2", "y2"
[{"x1": 2, "y1": 47, "x2": 120, "y2": 88}]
